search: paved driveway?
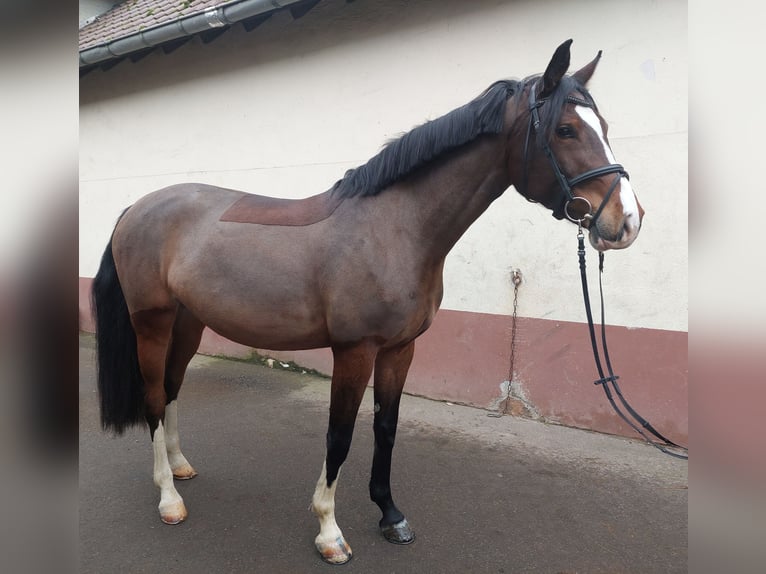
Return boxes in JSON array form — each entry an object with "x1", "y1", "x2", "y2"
[{"x1": 80, "y1": 335, "x2": 687, "y2": 573}]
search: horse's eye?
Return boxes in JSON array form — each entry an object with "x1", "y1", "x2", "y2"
[{"x1": 556, "y1": 125, "x2": 576, "y2": 138}]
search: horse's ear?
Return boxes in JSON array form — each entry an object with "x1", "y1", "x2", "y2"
[
  {"x1": 572, "y1": 50, "x2": 603, "y2": 85},
  {"x1": 540, "y1": 39, "x2": 573, "y2": 97}
]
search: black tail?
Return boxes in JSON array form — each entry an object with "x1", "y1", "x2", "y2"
[{"x1": 91, "y1": 217, "x2": 145, "y2": 434}]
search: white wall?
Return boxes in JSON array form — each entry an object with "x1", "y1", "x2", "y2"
[{"x1": 80, "y1": 0, "x2": 687, "y2": 331}]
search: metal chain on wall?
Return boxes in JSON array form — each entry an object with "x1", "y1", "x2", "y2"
[{"x1": 488, "y1": 269, "x2": 522, "y2": 417}]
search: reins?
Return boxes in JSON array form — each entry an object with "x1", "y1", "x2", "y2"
[{"x1": 575, "y1": 223, "x2": 688, "y2": 459}]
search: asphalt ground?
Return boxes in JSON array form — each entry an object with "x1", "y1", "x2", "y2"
[{"x1": 79, "y1": 334, "x2": 687, "y2": 573}]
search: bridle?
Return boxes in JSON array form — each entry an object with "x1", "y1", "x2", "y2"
[{"x1": 522, "y1": 81, "x2": 629, "y2": 226}]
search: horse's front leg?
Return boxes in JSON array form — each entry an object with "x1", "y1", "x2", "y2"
[
  {"x1": 370, "y1": 340, "x2": 415, "y2": 544},
  {"x1": 311, "y1": 340, "x2": 378, "y2": 564}
]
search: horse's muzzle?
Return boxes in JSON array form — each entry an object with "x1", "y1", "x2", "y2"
[{"x1": 589, "y1": 210, "x2": 642, "y2": 251}]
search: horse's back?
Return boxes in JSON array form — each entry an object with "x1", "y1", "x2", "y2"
[
  {"x1": 123, "y1": 183, "x2": 247, "y2": 226},
  {"x1": 123, "y1": 183, "x2": 341, "y2": 229},
  {"x1": 220, "y1": 189, "x2": 341, "y2": 226}
]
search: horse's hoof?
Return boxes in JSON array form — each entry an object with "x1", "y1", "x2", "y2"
[
  {"x1": 381, "y1": 518, "x2": 415, "y2": 545},
  {"x1": 315, "y1": 536, "x2": 353, "y2": 564},
  {"x1": 172, "y1": 464, "x2": 198, "y2": 480},
  {"x1": 159, "y1": 500, "x2": 188, "y2": 525}
]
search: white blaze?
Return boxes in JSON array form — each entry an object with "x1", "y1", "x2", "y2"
[{"x1": 574, "y1": 106, "x2": 640, "y2": 227}]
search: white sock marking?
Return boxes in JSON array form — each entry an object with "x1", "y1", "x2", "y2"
[
  {"x1": 153, "y1": 421, "x2": 185, "y2": 519},
  {"x1": 164, "y1": 400, "x2": 194, "y2": 475},
  {"x1": 311, "y1": 461, "x2": 344, "y2": 545}
]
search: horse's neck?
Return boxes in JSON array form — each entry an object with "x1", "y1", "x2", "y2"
[{"x1": 399, "y1": 136, "x2": 510, "y2": 262}]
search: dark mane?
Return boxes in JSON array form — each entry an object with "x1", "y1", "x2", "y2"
[{"x1": 331, "y1": 79, "x2": 519, "y2": 198}]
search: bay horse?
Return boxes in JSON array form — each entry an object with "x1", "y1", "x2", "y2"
[{"x1": 91, "y1": 39, "x2": 643, "y2": 564}]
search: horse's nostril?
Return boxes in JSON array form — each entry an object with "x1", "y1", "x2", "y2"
[{"x1": 623, "y1": 212, "x2": 639, "y2": 234}]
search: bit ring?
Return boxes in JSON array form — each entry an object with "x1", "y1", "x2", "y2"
[{"x1": 564, "y1": 196, "x2": 593, "y2": 223}]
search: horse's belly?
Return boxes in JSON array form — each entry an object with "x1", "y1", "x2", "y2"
[
  {"x1": 198, "y1": 309, "x2": 331, "y2": 351},
  {"x1": 176, "y1": 281, "x2": 331, "y2": 351},
  {"x1": 217, "y1": 324, "x2": 331, "y2": 351}
]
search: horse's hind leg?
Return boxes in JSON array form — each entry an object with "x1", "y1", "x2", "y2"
[
  {"x1": 132, "y1": 307, "x2": 187, "y2": 525},
  {"x1": 311, "y1": 340, "x2": 378, "y2": 564},
  {"x1": 370, "y1": 341, "x2": 415, "y2": 544},
  {"x1": 164, "y1": 305, "x2": 205, "y2": 480}
]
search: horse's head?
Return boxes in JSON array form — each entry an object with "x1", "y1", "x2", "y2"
[{"x1": 507, "y1": 39, "x2": 644, "y2": 251}]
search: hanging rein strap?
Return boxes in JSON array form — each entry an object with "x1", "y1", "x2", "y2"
[{"x1": 577, "y1": 229, "x2": 688, "y2": 460}]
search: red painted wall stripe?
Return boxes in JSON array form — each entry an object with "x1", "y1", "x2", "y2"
[{"x1": 79, "y1": 276, "x2": 687, "y2": 442}]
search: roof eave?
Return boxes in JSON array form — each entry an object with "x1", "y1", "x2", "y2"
[{"x1": 79, "y1": 0, "x2": 311, "y2": 68}]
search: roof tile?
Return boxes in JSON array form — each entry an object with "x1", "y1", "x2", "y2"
[{"x1": 79, "y1": 0, "x2": 237, "y2": 51}]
